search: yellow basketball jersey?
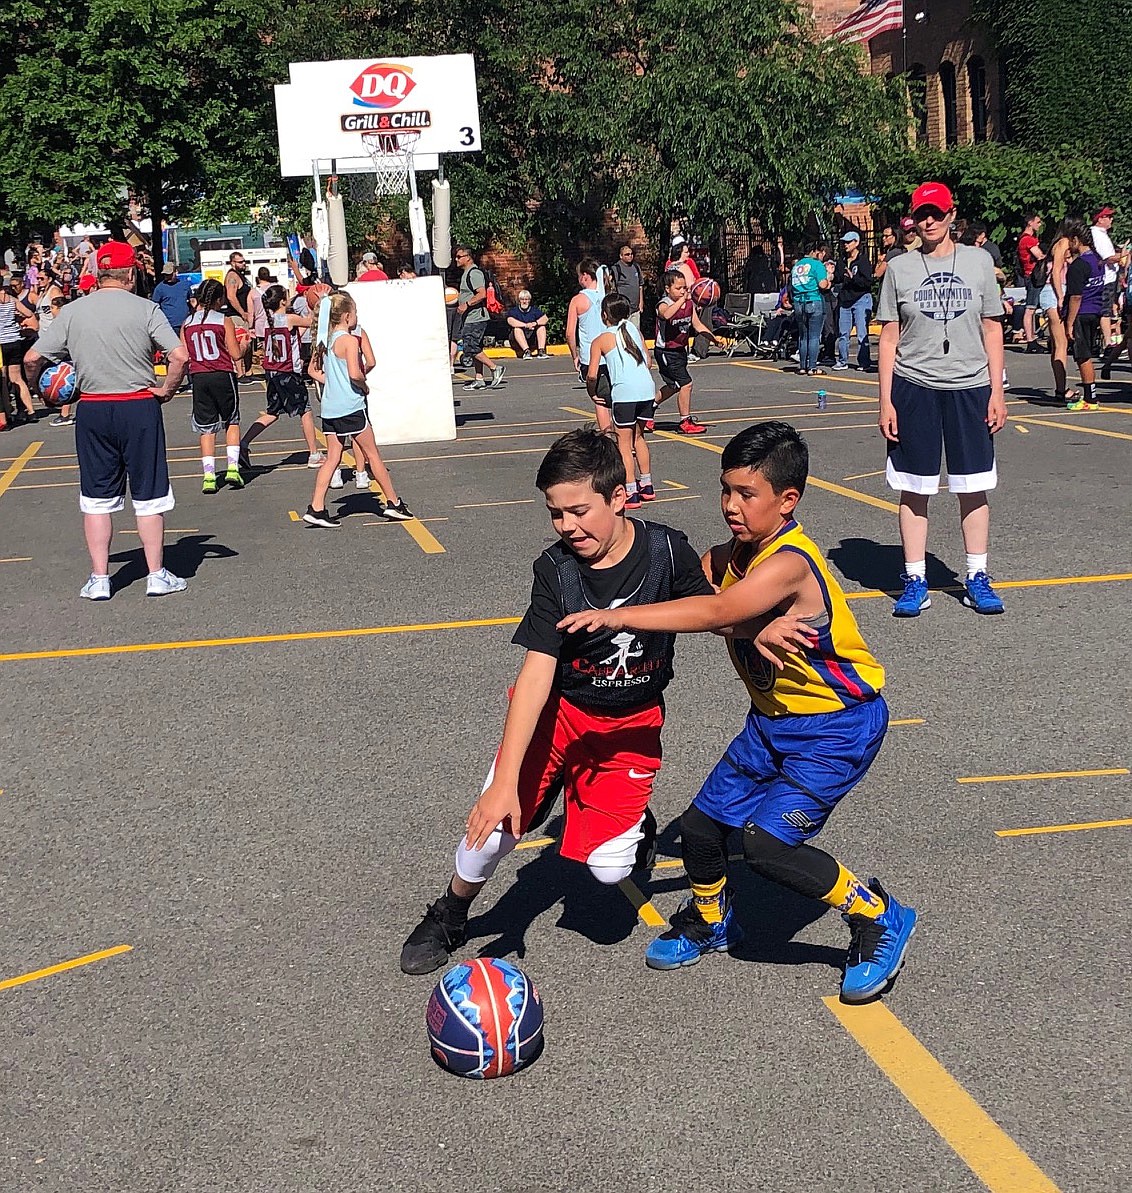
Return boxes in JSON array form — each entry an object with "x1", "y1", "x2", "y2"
[{"x1": 722, "y1": 520, "x2": 885, "y2": 717}]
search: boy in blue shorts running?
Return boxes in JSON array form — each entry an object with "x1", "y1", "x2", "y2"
[{"x1": 558, "y1": 421, "x2": 916, "y2": 1002}]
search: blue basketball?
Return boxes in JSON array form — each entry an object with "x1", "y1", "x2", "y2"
[
  {"x1": 426, "y1": 958, "x2": 544, "y2": 1079},
  {"x1": 39, "y1": 362, "x2": 76, "y2": 407}
]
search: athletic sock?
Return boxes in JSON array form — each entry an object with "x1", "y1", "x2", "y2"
[
  {"x1": 822, "y1": 863, "x2": 885, "y2": 918},
  {"x1": 226, "y1": 445, "x2": 240, "y2": 467},
  {"x1": 638, "y1": 472, "x2": 652, "y2": 488},
  {"x1": 690, "y1": 876, "x2": 727, "y2": 924},
  {"x1": 966, "y1": 552, "x2": 988, "y2": 579},
  {"x1": 201, "y1": 455, "x2": 215, "y2": 476},
  {"x1": 904, "y1": 559, "x2": 926, "y2": 580},
  {"x1": 626, "y1": 481, "x2": 639, "y2": 496},
  {"x1": 441, "y1": 881, "x2": 475, "y2": 925},
  {"x1": 1084, "y1": 382, "x2": 1097, "y2": 403}
]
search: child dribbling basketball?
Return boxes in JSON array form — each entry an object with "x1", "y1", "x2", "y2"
[
  {"x1": 653, "y1": 270, "x2": 715, "y2": 435},
  {"x1": 589, "y1": 292, "x2": 656, "y2": 509},
  {"x1": 302, "y1": 291, "x2": 412, "y2": 528},
  {"x1": 181, "y1": 278, "x2": 244, "y2": 493},
  {"x1": 240, "y1": 285, "x2": 323, "y2": 469}
]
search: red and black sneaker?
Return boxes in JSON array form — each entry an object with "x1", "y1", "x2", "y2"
[
  {"x1": 625, "y1": 490, "x2": 642, "y2": 510},
  {"x1": 639, "y1": 483, "x2": 656, "y2": 502},
  {"x1": 678, "y1": 416, "x2": 707, "y2": 435},
  {"x1": 643, "y1": 417, "x2": 655, "y2": 433}
]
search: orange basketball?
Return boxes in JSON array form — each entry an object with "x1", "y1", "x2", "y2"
[{"x1": 234, "y1": 326, "x2": 251, "y2": 351}]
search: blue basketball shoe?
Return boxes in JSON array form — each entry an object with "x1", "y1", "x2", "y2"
[
  {"x1": 645, "y1": 898, "x2": 743, "y2": 970},
  {"x1": 840, "y1": 879, "x2": 917, "y2": 1003},
  {"x1": 962, "y1": 570, "x2": 1005, "y2": 614},
  {"x1": 892, "y1": 574, "x2": 930, "y2": 617}
]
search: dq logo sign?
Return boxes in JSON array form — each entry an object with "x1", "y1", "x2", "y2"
[{"x1": 350, "y1": 63, "x2": 416, "y2": 109}]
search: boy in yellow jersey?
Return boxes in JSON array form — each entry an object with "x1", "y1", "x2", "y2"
[{"x1": 558, "y1": 421, "x2": 916, "y2": 1002}]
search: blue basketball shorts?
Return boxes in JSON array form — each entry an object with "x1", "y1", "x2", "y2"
[
  {"x1": 692, "y1": 697, "x2": 889, "y2": 846},
  {"x1": 885, "y1": 375, "x2": 996, "y2": 496},
  {"x1": 75, "y1": 397, "x2": 174, "y2": 516}
]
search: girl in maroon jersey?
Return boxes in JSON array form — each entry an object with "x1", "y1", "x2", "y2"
[
  {"x1": 181, "y1": 278, "x2": 244, "y2": 493},
  {"x1": 652, "y1": 270, "x2": 716, "y2": 435}
]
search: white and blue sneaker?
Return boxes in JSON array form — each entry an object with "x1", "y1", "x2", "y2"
[
  {"x1": 146, "y1": 568, "x2": 187, "y2": 597},
  {"x1": 892, "y1": 574, "x2": 930, "y2": 617},
  {"x1": 840, "y1": 879, "x2": 917, "y2": 1003},
  {"x1": 645, "y1": 898, "x2": 743, "y2": 970},
  {"x1": 962, "y1": 570, "x2": 1005, "y2": 614},
  {"x1": 80, "y1": 574, "x2": 111, "y2": 601}
]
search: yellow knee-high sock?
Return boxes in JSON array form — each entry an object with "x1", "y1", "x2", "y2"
[
  {"x1": 691, "y1": 876, "x2": 727, "y2": 924},
  {"x1": 822, "y1": 863, "x2": 885, "y2": 918}
]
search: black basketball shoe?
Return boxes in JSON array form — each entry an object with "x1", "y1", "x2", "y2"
[
  {"x1": 400, "y1": 898, "x2": 469, "y2": 975},
  {"x1": 634, "y1": 806, "x2": 658, "y2": 871}
]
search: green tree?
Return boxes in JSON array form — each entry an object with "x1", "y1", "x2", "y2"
[{"x1": 0, "y1": 0, "x2": 271, "y2": 264}]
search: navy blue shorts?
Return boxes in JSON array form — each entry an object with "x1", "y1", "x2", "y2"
[
  {"x1": 692, "y1": 697, "x2": 889, "y2": 846},
  {"x1": 885, "y1": 374, "x2": 997, "y2": 495},
  {"x1": 75, "y1": 398, "x2": 174, "y2": 516},
  {"x1": 612, "y1": 398, "x2": 653, "y2": 428}
]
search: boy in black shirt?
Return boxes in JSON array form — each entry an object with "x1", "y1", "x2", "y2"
[{"x1": 401, "y1": 428, "x2": 712, "y2": 974}]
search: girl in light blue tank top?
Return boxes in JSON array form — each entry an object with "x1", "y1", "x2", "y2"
[
  {"x1": 303, "y1": 291, "x2": 414, "y2": 527},
  {"x1": 590, "y1": 292, "x2": 658, "y2": 509}
]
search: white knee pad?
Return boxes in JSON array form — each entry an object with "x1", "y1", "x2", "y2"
[
  {"x1": 455, "y1": 826, "x2": 519, "y2": 884},
  {"x1": 585, "y1": 815, "x2": 645, "y2": 885}
]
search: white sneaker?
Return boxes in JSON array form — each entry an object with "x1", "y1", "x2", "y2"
[
  {"x1": 80, "y1": 574, "x2": 111, "y2": 601},
  {"x1": 307, "y1": 451, "x2": 326, "y2": 468},
  {"x1": 146, "y1": 568, "x2": 187, "y2": 597},
  {"x1": 355, "y1": 469, "x2": 370, "y2": 489},
  {"x1": 329, "y1": 468, "x2": 345, "y2": 489}
]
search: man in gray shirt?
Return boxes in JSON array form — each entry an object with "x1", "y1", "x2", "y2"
[
  {"x1": 26, "y1": 241, "x2": 190, "y2": 600},
  {"x1": 612, "y1": 244, "x2": 644, "y2": 329},
  {"x1": 876, "y1": 181, "x2": 1007, "y2": 620}
]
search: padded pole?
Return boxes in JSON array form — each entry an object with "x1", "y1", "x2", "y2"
[
  {"x1": 326, "y1": 187, "x2": 348, "y2": 286},
  {"x1": 431, "y1": 178, "x2": 451, "y2": 270}
]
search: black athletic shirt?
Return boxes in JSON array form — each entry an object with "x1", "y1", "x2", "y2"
[{"x1": 513, "y1": 519, "x2": 711, "y2": 708}]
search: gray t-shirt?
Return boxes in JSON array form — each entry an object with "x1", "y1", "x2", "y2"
[
  {"x1": 877, "y1": 243, "x2": 1003, "y2": 388},
  {"x1": 459, "y1": 265, "x2": 488, "y2": 323},
  {"x1": 612, "y1": 261, "x2": 643, "y2": 309},
  {"x1": 33, "y1": 287, "x2": 180, "y2": 394}
]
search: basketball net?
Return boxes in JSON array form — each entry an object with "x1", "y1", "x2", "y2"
[{"x1": 356, "y1": 129, "x2": 420, "y2": 200}]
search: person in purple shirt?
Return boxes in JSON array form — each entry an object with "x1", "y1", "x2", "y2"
[
  {"x1": 1063, "y1": 221, "x2": 1106, "y2": 411},
  {"x1": 151, "y1": 262, "x2": 193, "y2": 333}
]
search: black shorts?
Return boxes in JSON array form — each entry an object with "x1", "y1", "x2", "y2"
[
  {"x1": 612, "y1": 398, "x2": 653, "y2": 428},
  {"x1": 581, "y1": 362, "x2": 611, "y2": 407},
  {"x1": 75, "y1": 397, "x2": 174, "y2": 515},
  {"x1": 190, "y1": 371, "x2": 240, "y2": 434},
  {"x1": 323, "y1": 409, "x2": 368, "y2": 438},
  {"x1": 1101, "y1": 282, "x2": 1116, "y2": 312},
  {"x1": 462, "y1": 319, "x2": 488, "y2": 355},
  {"x1": 1071, "y1": 313, "x2": 1100, "y2": 363},
  {"x1": 0, "y1": 337, "x2": 31, "y2": 365},
  {"x1": 655, "y1": 347, "x2": 692, "y2": 390},
  {"x1": 447, "y1": 306, "x2": 459, "y2": 343},
  {"x1": 885, "y1": 374, "x2": 996, "y2": 496},
  {"x1": 265, "y1": 372, "x2": 309, "y2": 417}
]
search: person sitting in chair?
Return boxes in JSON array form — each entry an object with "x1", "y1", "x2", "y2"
[{"x1": 506, "y1": 290, "x2": 549, "y2": 358}]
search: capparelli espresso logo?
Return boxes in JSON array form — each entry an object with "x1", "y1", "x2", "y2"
[{"x1": 350, "y1": 63, "x2": 416, "y2": 109}]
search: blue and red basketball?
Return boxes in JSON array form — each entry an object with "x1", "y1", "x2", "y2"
[
  {"x1": 691, "y1": 277, "x2": 721, "y2": 307},
  {"x1": 39, "y1": 362, "x2": 76, "y2": 407},
  {"x1": 426, "y1": 958, "x2": 544, "y2": 1079}
]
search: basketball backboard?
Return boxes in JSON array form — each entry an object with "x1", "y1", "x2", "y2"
[{"x1": 275, "y1": 53, "x2": 480, "y2": 178}]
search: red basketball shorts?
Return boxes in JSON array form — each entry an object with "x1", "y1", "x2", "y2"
[{"x1": 492, "y1": 691, "x2": 664, "y2": 864}]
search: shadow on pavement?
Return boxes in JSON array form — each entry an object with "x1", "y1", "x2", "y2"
[
  {"x1": 828, "y1": 537, "x2": 963, "y2": 604},
  {"x1": 109, "y1": 533, "x2": 238, "y2": 592}
]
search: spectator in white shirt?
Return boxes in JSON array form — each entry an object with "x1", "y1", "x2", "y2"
[{"x1": 1091, "y1": 204, "x2": 1121, "y2": 346}]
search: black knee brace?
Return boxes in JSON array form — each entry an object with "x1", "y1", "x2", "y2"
[
  {"x1": 741, "y1": 823, "x2": 839, "y2": 900},
  {"x1": 680, "y1": 804, "x2": 729, "y2": 885}
]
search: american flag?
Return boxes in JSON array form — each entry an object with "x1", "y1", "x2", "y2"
[{"x1": 831, "y1": 0, "x2": 904, "y2": 44}]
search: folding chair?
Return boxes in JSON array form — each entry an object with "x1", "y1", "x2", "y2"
[{"x1": 715, "y1": 292, "x2": 766, "y2": 357}]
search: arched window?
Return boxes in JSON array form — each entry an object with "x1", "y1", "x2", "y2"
[
  {"x1": 939, "y1": 62, "x2": 959, "y2": 147},
  {"x1": 968, "y1": 56, "x2": 988, "y2": 142},
  {"x1": 909, "y1": 64, "x2": 928, "y2": 144}
]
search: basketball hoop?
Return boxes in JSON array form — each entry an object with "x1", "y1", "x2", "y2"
[{"x1": 356, "y1": 128, "x2": 421, "y2": 200}]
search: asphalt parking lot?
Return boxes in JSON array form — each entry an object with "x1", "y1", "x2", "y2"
[{"x1": 2, "y1": 346, "x2": 1130, "y2": 1192}]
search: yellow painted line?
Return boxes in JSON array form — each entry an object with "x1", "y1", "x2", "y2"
[
  {"x1": 844, "y1": 572, "x2": 1132, "y2": 601},
  {"x1": 789, "y1": 388, "x2": 875, "y2": 404},
  {"x1": 1015, "y1": 415, "x2": 1132, "y2": 442},
  {"x1": 732, "y1": 360, "x2": 880, "y2": 386},
  {"x1": 455, "y1": 498, "x2": 537, "y2": 509},
  {"x1": 823, "y1": 998, "x2": 1061, "y2": 1193},
  {"x1": 288, "y1": 509, "x2": 300, "y2": 522},
  {"x1": 0, "y1": 440, "x2": 43, "y2": 500},
  {"x1": 121, "y1": 528, "x2": 199, "y2": 536},
  {"x1": 0, "y1": 616, "x2": 523, "y2": 663},
  {"x1": 1015, "y1": 425, "x2": 1029, "y2": 434},
  {"x1": 362, "y1": 516, "x2": 449, "y2": 527},
  {"x1": 843, "y1": 469, "x2": 885, "y2": 481},
  {"x1": 958, "y1": 768, "x2": 1128, "y2": 784},
  {"x1": 890, "y1": 718, "x2": 926, "y2": 726},
  {"x1": 514, "y1": 836, "x2": 556, "y2": 851},
  {"x1": 655, "y1": 430, "x2": 899, "y2": 512},
  {"x1": 399, "y1": 517, "x2": 446, "y2": 554},
  {"x1": 0, "y1": 944, "x2": 133, "y2": 992},
  {"x1": 996, "y1": 817, "x2": 1132, "y2": 838},
  {"x1": 11, "y1": 464, "x2": 309, "y2": 492},
  {"x1": 662, "y1": 479, "x2": 688, "y2": 490},
  {"x1": 560, "y1": 405, "x2": 595, "y2": 419},
  {"x1": 0, "y1": 556, "x2": 32, "y2": 564},
  {"x1": 617, "y1": 877, "x2": 666, "y2": 927}
]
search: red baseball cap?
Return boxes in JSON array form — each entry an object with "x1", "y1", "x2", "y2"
[
  {"x1": 910, "y1": 182, "x2": 954, "y2": 214},
  {"x1": 899, "y1": 216, "x2": 917, "y2": 232},
  {"x1": 1095, "y1": 205, "x2": 1116, "y2": 219},
  {"x1": 78, "y1": 274, "x2": 98, "y2": 293},
  {"x1": 96, "y1": 240, "x2": 137, "y2": 269}
]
